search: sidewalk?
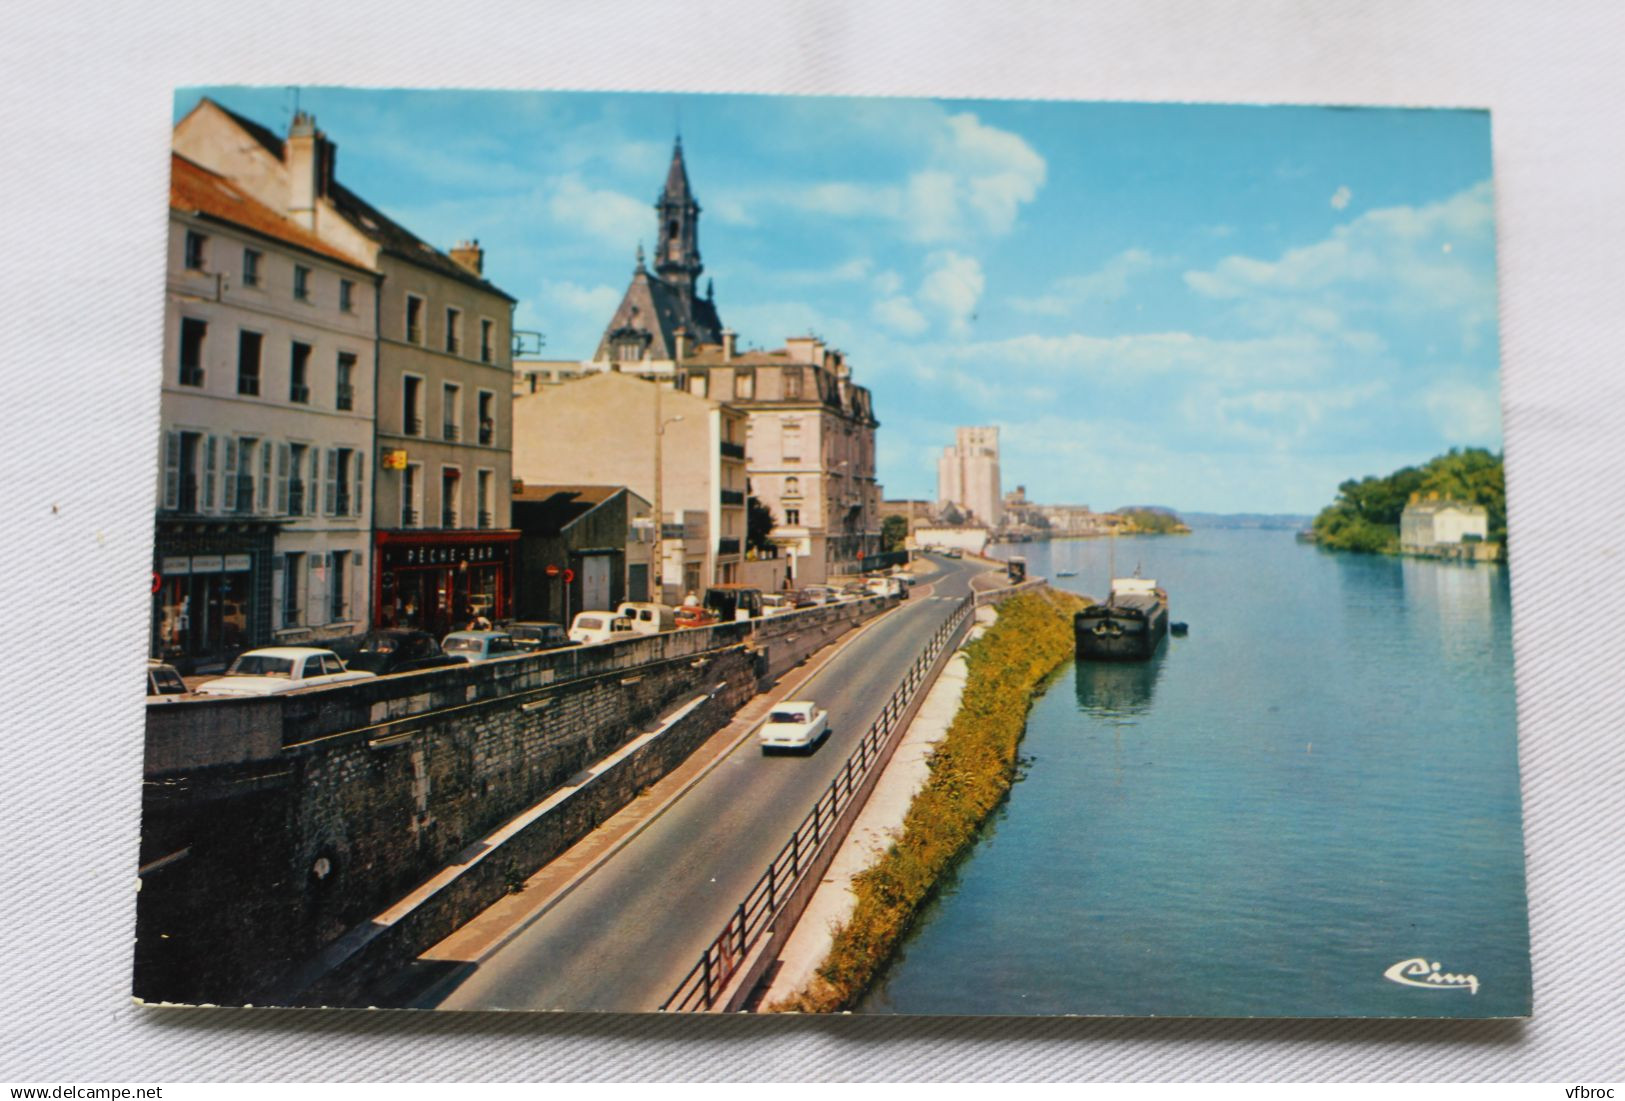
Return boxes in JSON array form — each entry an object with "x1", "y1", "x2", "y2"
[{"x1": 760, "y1": 602, "x2": 997, "y2": 1008}]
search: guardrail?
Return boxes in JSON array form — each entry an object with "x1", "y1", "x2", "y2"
[{"x1": 660, "y1": 592, "x2": 975, "y2": 1012}]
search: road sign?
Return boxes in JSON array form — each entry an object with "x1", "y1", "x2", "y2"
[
  {"x1": 564, "y1": 568, "x2": 575, "y2": 584},
  {"x1": 545, "y1": 564, "x2": 560, "y2": 577}
]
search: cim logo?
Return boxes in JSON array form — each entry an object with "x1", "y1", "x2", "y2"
[{"x1": 1383, "y1": 957, "x2": 1479, "y2": 995}]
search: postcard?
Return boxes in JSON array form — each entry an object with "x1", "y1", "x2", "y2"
[{"x1": 136, "y1": 87, "x2": 1528, "y2": 1017}]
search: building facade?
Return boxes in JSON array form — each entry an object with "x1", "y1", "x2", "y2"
[
  {"x1": 174, "y1": 100, "x2": 521, "y2": 638},
  {"x1": 155, "y1": 154, "x2": 379, "y2": 672},
  {"x1": 938, "y1": 426, "x2": 1003, "y2": 528},
  {"x1": 512, "y1": 485, "x2": 652, "y2": 623},
  {"x1": 1400, "y1": 499, "x2": 1489, "y2": 552},
  {"x1": 511, "y1": 371, "x2": 747, "y2": 601}
]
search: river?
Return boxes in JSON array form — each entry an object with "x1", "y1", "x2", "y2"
[{"x1": 859, "y1": 529, "x2": 1530, "y2": 1017}]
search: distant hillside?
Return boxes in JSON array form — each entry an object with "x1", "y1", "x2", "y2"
[
  {"x1": 1113, "y1": 506, "x2": 1190, "y2": 535},
  {"x1": 1181, "y1": 512, "x2": 1314, "y2": 531}
]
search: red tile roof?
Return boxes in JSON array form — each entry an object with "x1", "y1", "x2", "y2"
[{"x1": 168, "y1": 153, "x2": 371, "y2": 272}]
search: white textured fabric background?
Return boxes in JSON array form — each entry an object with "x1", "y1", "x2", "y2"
[{"x1": 3, "y1": 0, "x2": 1622, "y2": 1082}]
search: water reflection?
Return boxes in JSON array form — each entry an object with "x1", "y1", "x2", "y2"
[{"x1": 1074, "y1": 654, "x2": 1165, "y2": 717}]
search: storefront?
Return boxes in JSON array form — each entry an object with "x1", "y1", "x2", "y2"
[
  {"x1": 151, "y1": 520, "x2": 277, "y2": 673},
  {"x1": 373, "y1": 529, "x2": 519, "y2": 637}
]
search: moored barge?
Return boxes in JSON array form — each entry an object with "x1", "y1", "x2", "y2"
[{"x1": 1075, "y1": 577, "x2": 1169, "y2": 661}]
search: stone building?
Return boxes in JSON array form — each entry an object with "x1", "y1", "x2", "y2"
[
  {"x1": 511, "y1": 485, "x2": 653, "y2": 623},
  {"x1": 511, "y1": 372, "x2": 747, "y2": 601},
  {"x1": 173, "y1": 99, "x2": 521, "y2": 638},
  {"x1": 938, "y1": 426, "x2": 1003, "y2": 528},
  {"x1": 1400, "y1": 498, "x2": 1489, "y2": 552},
  {"x1": 154, "y1": 153, "x2": 380, "y2": 671}
]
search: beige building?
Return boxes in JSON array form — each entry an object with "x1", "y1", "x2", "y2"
[
  {"x1": 1401, "y1": 499, "x2": 1489, "y2": 552},
  {"x1": 174, "y1": 99, "x2": 521, "y2": 638},
  {"x1": 938, "y1": 426, "x2": 1003, "y2": 528},
  {"x1": 154, "y1": 154, "x2": 380, "y2": 672},
  {"x1": 511, "y1": 372, "x2": 747, "y2": 601}
]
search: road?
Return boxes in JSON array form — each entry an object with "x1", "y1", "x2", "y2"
[{"x1": 411, "y1": 555, "x2": 990, "y2": 1011}]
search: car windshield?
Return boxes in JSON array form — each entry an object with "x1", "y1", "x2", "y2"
[
  {"x1": 149, "y1": 668, "x2": 186, "y2": 694},
  {"x1": 228, "y1": 655, "x2": 294, "y2": 677},
  {"x1": 442, "y1": 637, "x2": 482, "y2": 653},
  {"x1": 770, "y1": 709, "x2": 809, "y2": 724}
]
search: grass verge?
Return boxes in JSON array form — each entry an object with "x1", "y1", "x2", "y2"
[{"x1": 773, "y1": 586, "x2": 1086, "y2": 1012}]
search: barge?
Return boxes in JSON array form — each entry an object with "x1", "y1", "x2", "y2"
[{"x1": 1075, "y1": 577, "x2": 1169, "y2": 661}]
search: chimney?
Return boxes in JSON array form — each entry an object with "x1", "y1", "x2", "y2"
[
  {"x1": 450, "y1": 239, "x2": 484, "y2": 276},
  {"x1": 674, "y1": 325, "x2": 691, "y2": 362},
  {"x1": 285, "y1": 112, "x2": 328, "y2": 231},
  {"x1": 722, "y1": 329, "x2": 737, "y2": 361}
]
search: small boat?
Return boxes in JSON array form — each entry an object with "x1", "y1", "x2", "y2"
[
  {"x1": 1171, "y1": 621, "x2": 1189, "y2": 636},
  {"x1": 1056, "y1": 568, "x2": 1078, "y2": 577},
  {"x1": 1074, "y1": 577, "x2": 1169, "y2": 661}
]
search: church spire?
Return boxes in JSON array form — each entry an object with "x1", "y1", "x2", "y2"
[{"x1": 655, "y1": 137, "x2": 702, "y2": 290}]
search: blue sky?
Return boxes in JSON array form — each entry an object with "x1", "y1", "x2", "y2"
[{"x1": 177, "y1": 88, "x2": 1500, "y2": 514}]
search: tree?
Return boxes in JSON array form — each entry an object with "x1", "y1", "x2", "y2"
[
  {"x1": 1311, "y1": 447, "x2": 1505, "y2": 553},
  {"x1": 881, "y1": 514, "x2": 909, "y2": 553},
  {"x1": 746, "y1": 494, "x2": 777, "y2": 555}
]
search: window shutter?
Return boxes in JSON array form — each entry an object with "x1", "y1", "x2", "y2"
[
  {"x1": 325, "y1": 449, "x2": 338, "y2": 515},
  {"x1": 162, "y1": 431, "x2": 179, "y2": 510},
  {"x1": 222, "y1": 436, "x2": 238, "y2": 513},
  {"x1": 309, "y1": 555, "x2": 327, "y2": 625},
  {"x1": 276, "y1": 443, "x2": 290, "y2": 514},
  {"x1": 203, "y1": 435, "x2": 217, "y2": 513},
  {"x1": 308, "y1": 449, "x2": 321, "y2": 517},
  {"x1": 259, "y1": 442, "x2": 272, "y2": 513},
  {"x1": 270, "y1": 554, "x2": 284, "y2": 630},
  {"x1": 353, "y1": 453, "x2": 364, "y2": 517}
]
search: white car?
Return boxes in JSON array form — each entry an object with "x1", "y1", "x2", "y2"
[
  {"x1": 569, "y1": 610, "x2": 637, "y2": 645},
  {"x1": 758, "y1": 700, "x2": 830, "y2": 753},
  {"x1": 194, "y1": 647, "x2": 374, "y2": 697}
]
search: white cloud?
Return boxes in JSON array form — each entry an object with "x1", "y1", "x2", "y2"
[
  {"x1": 1423, "y1": 379, "x2": 1502, "y2": 441},
  {"x1": 540, "y1": 279, "x2": 621, "y2": 320},
  {"x1": 1330, "y1": 185, "x2": 1352, "y2": 210},
  {"x1": 872, "y1": 269, "x2": 903, "y2": 296},
  {"x1": 873, "y1": 296, "x2": 929, "y2": 336},
  {"x1": 546, "y1": 174, "x2": 649, "y2": 247},
  {"x1": 1009, "y1": 249, "x2": 1156, "y2": 315},
  {"x1": 918, "y1": 251, "x2": 985, "y2": 336}
]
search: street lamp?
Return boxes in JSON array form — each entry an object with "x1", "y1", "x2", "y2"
[{"x1": 652, "y1": 384, "x2": 684, "y2": 602}]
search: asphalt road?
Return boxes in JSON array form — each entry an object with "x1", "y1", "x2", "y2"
[{"x1": 424, "y1": 555, "x2": 988, "y2": 1011}]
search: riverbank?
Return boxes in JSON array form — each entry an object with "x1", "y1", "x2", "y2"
[{"x1": 770, "y1": 587, "x2": 1087, "y2": 1012}]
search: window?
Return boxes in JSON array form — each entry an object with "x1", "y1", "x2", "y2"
[
  {"x1": 329, "y1": 551, "x2": 348, "y2": 621},
  {"x1": 405, "y1": 294, "x2": 424, "y2": 343},
  {"x1": 335, "y1": 352, "x2": 355, "y2": 410},
  {"x1": 237, "y1": 330, "x2": 262, "y2": 396},
  {"x1": 783, "y1": 366, "x2": 803, "y2": 400},
  {"x1": 782, "y1": 420, "x2": 802, "y2": 462},
  {"x1": 289, "y1": 342, "x2": 311, "y2": 403},
  {"x1": 326, "y1": 448, "x2": 354, "y2": 515},
  {"x1": 229, "y1": 438, "x2": 257, "y2": 512},
  {"x1": 287, "y1": 443, "x2": 308, "y2": 515},
  {"x1": 293, "y1": 265, "x2": 311, "y2": 301},
  {"x1": 282, "y1": 551, "x2": 303, "y2": 627},
  {"x1": 480, "y1": 319, "x2": 494, "y2": 363},
  {"x1": 242, "y1": 248, "x2": 261, "y2": 287},
  {"x1": 403, "y1": 375, "x2": 423, "y2": 435},
  {"x1": 786, "y1": 508, "x2": 800, "y2": 526},
  {"x1": 402, "y1": 463, "x2": 422, "y2": 527},
  {"x1": 179, "y1": 318, "x2": 206, "y2": 386},
  {"x1": 478, "y1": 390, "x2": 495, "y2": 445},
  {"x1": 445, "y1": 307, "x2": 462, "y2": 354},
  {"x1": 184, "y1": 230, "x2": 206, "y2": 271},
  {"x1": 736, "y1": 369, "x2": 755, "y2": 400},
  {"x1": 477, "y1": 469, "x2": 493, "y2": 530},
  {"x1": 339, "y1": 279, "x2": 354, "y2": 313},
  {"x1": 785, "y1": 476, "x2": 801, "y2": 497},
  {"x1": 440, "y1": 467, "x2": 461, "y2": 528},
  {"x1": 443, "y1": 383, "x2": 461, "y2": 441}
]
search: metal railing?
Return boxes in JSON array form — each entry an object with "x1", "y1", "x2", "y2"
[
  {"x1": 720, "y1": 440, "x2": 746, "y2": 460},
  {"x1": 661, "y1": 593, "x2": 975, "y2": 1012}
]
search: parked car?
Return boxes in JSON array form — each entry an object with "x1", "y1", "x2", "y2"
[
  {"x1": 146, "y1": 659, "x2": 187, "y2": 700},
  {"x1": 506, "y1": 621, "x2": 575, "y2": 653},
  {"x1": 799, "y1": 585, "x2": 838, "y2": 606},
  {"x1": 440, "y1": 630, "x2": 524, "y2": 663},
  {"x1": 760, "y1": 594, "x2": 795, "y2": 616},
  {"x1": 674, "y1": 605, "x2": 720, "y2": 629},
  {"x1": 865, "y1": 576, "x2": 905, "y2": 599},
  {"x1": 345, "y1": 630, "x2": 465, "y2": 676},
  {"x1": 944, "y1": 547, "x2": 964, "y2": 559},
  {"x1": 788, "y1": 589, "x2": 822, "y2": 609},
  {"x1": 758, "y1": 700, "x2": 830, "y2": 754},
  {"x1": 614, "y1": 602, "x2": 676, "y2": 634},
  {"x1": 569, "y1": 611, "x2": 638, "y2": 645},
  {"x1": 194, "y1": 647, "x2": 374, "y2": 697}
]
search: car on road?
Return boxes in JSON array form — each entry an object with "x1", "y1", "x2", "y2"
[
  {"x1": 674, "y1": 604, "x2": 720, "y2": 629},
  {"x1": 345, "y1": 630, "x2": 465, "y2": 676},
  {"x1": 569, "y1": 611, "x2": 637, "y2": 645},
  {"x1": 146, "y1": 659, "x2": 187, "y2": 700},
  {"x1": 615, "y1": 602, "x2": 676, "y2": 634},
  {"x1": 758, "y1": 700, "x2": 830, "y2": 754},
  {"x1": 440, "y1": 630, "x2": 524, "y2": 663},
  {"x1": 194, "y1": 647, "x2": 374, "y2": 696},
  {"x1": 760, "y1": 593, "x2": 796, "y2": 616},
  {"x1": 506, "y1": 621, "x2": 576, "y2": 653}
]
